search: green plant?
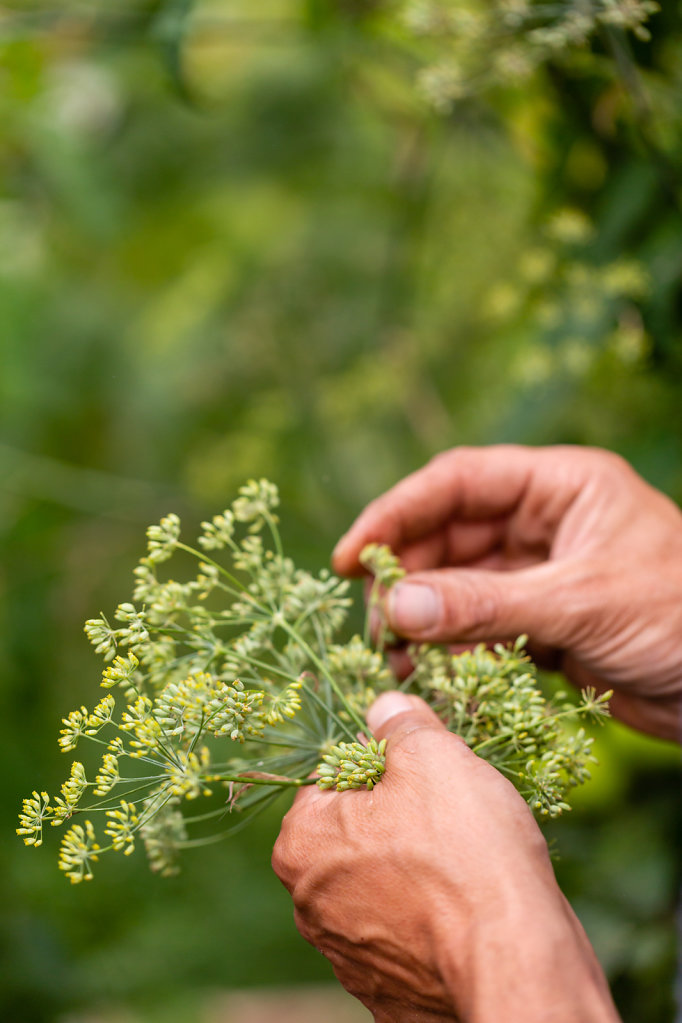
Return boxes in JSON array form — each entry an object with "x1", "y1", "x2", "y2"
[
  {"x1": 398, "y1": 0, "x2": 661, "y2": 111},
  {"x1": 17, "y1": 480, "x2": 610, "y2": 883}
]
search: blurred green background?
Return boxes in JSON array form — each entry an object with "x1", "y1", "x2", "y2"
[{"x1": 1, "y1": 1, "x2": 680, "y2": 1021}]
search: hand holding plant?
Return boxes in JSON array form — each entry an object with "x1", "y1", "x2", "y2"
[
  {"x1": 18, "y1": 478, "x2": 612, "y2": 883},
  {"x1": 334, "y1": 445, "x2": 682, "y2": 742},
  {"x1": 273, "y1": 691, "x2": 621, "y2": 1023}
]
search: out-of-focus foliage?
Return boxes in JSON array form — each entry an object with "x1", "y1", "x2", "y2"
[{"x1": 0, "y1": 1, "x2": 680, "y2": 1021}]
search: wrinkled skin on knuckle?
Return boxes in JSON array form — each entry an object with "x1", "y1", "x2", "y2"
[
  {"x1": 274, "y1": 727, "x2": 560, "y2": 1022},
  {"x1": 288, "y1": 843, "x2": 425, "y2": 964},
  {"x1": 439, "y1": 573, "x2": 502, "y2": 637},
  {"x1": 292, "y1": 855, "x2": 457, "y2": 1019},
  {"x1": 586, "y1": 446, "x2": 632, "y2": 479},
  {"x1": 271, "y1": 799, "x2": 330, "y2": 891},
  {"x1": 292, "y1": 904, "x2": 316, "y2": 946},
  {"x1": 553, "y1": 551, "x2": 682, "y2": 691},
  {"x1": 542, "y1": 443, "x2": 628, "y2": 481},
  {"x1": 327, "y1": 944, "x2": 455, "y2": 1023},
  {"x1": 432, "y1": 448, "x2": 484, "y2": 518},
  {"x1": 271, "y1": 832, "x2": 298, "y2": 893}
]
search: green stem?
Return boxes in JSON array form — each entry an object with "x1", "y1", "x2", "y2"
[
  {"x1": 364, "y1": 576, "x2": 384, "y2": 649},
  {"x1": 278, "y1": 619, "x2": 368, "y2": 735},
  {"x1": 175, "y1": 542, "x2": 264, "y2": 607},
  {"x1": 264, "y1": 509, "x2": 284, "y2": 563},
  {"x1": 85, "y1": 736, "x2": 169, "y2": 773},
  {"x1": 179, "y1": 787, "x2": 285, "y2": 843},
  {"x1": 207, "y1": 646, "x2": 324, "y2": 742},
  {"x1": 471, "y1": 731, "x2": 514, "y2": 755},
  {"x1": 113, "y1": 680, "x2": 185, "y2": 769},
  {"x1": 256, "y1": 732, "x2": 321, "y2": 751},
  {"x1": 181, "y1": 806, "x2": 238, "y2": 826},
  {"x1": 224, "y1": 649, "x2": 300, "y2": 684},
  {"x1": 187, "y1": 712, "x2": 206, "y2": 756},
  {"x1": 212, "y1": 772, "x2": 315, "y2": 788},
  {"x1": 80, "y1": 778, "x2": 169, "y2": 814},
  {"x1": 296, "y1": 677, "x2": 357, "y2": 742}
]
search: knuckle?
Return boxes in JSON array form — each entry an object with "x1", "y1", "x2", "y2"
[
  {"x1": 363, "y1": 496, "x2": 403, "y2": 547},
  {"x1": 590, "y1": 447, "x2": 631, "y2": 480},
  {"x1": 427, "y1": 447, "x2": 478, "y2": 501},
  {"x1": 428, "y1": 446, "x2": 459, "y2": 467},
  {"x1": 271, "y1": 823, "x2": 307, "y2": 889},
  {"x1": 270, "y1": 840, "x2": 290, "y2": 884},
  {"x1": 571, "y1": 445, "x2": 632, "y2": 482},
  {"x1": 390, "y1": 723, "x2": 464, "y2": 778},
  {"x1": 292, "y1": 906, "x2": 315, "y2": 944},
  {"x1": 434, "y1": 445, "x2": 473, "y2": 477},
  {"x1": 446, "y1": 574, "x2": 500, "y2": 634}
]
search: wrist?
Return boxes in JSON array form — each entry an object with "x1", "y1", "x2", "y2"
[{"x1": 435, "y1": 876, "x2": 620, "y2": 1023}]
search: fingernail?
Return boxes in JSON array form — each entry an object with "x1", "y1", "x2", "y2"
[
  {"x1": 367, "y1": 691, "x2": 415, "y2": 732},
  {"x1": 389, "y1": 583, "x2": 439, "y2": 634}
]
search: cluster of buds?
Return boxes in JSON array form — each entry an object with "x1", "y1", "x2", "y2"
[{"x1": 317, "y1": 739, "x2": 388, "y2": 791}]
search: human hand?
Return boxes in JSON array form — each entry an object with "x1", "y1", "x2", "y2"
[
  {"x1": 272, "y1": 691, "x2": 620, "y2": 1023},
  {"x1": 333, "y1": 445, "x2": 682, "y2": 742}
]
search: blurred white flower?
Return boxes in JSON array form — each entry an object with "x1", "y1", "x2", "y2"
[{"x1": 43, "y1": 61, "x2": 122, "y2": 137}]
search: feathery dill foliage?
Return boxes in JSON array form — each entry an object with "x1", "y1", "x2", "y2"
[{"x1": 17, "y1": 481, "x2": 611, "y2": 883}]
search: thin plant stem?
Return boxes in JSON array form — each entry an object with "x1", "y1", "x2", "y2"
[{"x1": 277, "y1": 619, "x2": 368, "y2": 735}]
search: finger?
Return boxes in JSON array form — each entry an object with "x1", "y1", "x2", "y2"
[
  {"x1": 398, "y1": 532, "x2": 448, "y2": 572},
  {"x1": 561, "y1": 652, "x2": 682, "y2": 744},
  {"x1": 332, "y1": 445, "x2": 543, "y2": 575},
  {"x1": 399, "y1": 518, "x2": 509, "y2": 572},
  {"x1": 601, "y1": 691, "x2": 681, "y2": 742},
  {"x1": 469, "y1": 549, "x2": 546, "y2": 571},
  {"x1": 366, "y1": 692, "x2": 471, "y2": 767},
  {"x1": 384, "y1": 561, "x2": 587, "y2": 649},
  {"x1": 366, "y1": 691, "x2": 448, "y2": 741}
]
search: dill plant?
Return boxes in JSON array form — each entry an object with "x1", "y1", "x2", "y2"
[
  {"x1": 17, "y1": 480, "x2": 610, "y2": 883},
  {"x1": 400, "y1": 0, "x2": 660, "y2": 112}
]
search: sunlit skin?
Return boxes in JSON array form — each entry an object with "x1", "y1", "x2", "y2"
[
  {"x1": 273, "y1": 445, "x2": 682, "y2": 1022},
  {"x1": 273, "y1": 692, "x2": 621, "y2": 1023},
  {"x1": 333, "y1": 445, "x2": 682, "y2": 743}
]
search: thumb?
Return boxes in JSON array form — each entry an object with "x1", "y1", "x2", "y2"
[
  {"x1": 385, "y1": 563, "x2": 580, "y2": 648},
  {"x1": 366, "y1": 691, "x2": 449, "y2": 743},
  {"x1": 366, "y1": 692, "x2": 474, "y2": 784}
]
